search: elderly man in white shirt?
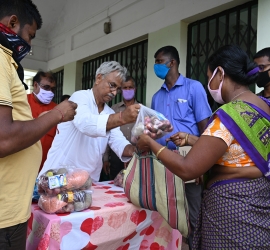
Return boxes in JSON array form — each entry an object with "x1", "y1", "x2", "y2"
[{"x1": 39, "y1": 61, "x2": 140, "y2": 182}]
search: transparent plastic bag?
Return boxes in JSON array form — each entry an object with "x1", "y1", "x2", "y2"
[
  {"x1": 38, "y1": 189, "x2": 93, "y2": 214},
  {"x1": 131, "y1": 104, "x2": 173, "y2": 143},
  {"x1": 38, "y1": 166, "x2": 92, "y2": 196}
]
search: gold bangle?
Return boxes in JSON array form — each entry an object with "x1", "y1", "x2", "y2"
[
  {"x1": 185, "y1": 133, "x2": 189, "y2": 146},
  {"x1": 156, "y1": 146, "x2": 166, "y2": 159}
]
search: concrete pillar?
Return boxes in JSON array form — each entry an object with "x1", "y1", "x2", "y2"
[
  {"x1": 256, "y1": 0, "x2": 270, "y2": 94},
  {"x1": 63, "y1": 61, "x2": 83, "y2": 96}
]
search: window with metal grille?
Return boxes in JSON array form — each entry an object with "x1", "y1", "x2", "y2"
[
  {"x1": 186, "y1": 1, "x2": 258, "y2": 109},
  {"x1": 53, "y1": 69, "x2": 64, "y2": 104},
  {"x1": 82, "y1": 40, "x2": 148, "y2": 106}
]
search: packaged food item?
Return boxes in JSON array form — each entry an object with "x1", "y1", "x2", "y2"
[
  {"x1": 113, "y1": 169, "x2": 125, "y2": 187},
  {"x1": 38, "y1": 189, "x2": 93, "y2": 214},
  {"x1": 131, "y1": 104, "x2": 173, "y2": 143},
  {"x1": 38, "y1": 167, "x2": 92, "y2": 196}
]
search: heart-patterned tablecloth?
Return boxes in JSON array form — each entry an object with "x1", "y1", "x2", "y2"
[{"x1": 26, "y1": 181, "x2": 182, "y2": 250}]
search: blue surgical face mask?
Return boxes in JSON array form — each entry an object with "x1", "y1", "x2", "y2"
[{"x1": 154, "y1": 61, "x2": 171, "y2": 80}]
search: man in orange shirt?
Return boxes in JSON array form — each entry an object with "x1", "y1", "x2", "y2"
[{"x1": 27, "y1": 71, "x2": 57, "y2": 172}]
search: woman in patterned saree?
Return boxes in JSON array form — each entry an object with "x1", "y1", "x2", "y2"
[{"x1": 136, "y1": 44, "x2": 270, "y2": 249}]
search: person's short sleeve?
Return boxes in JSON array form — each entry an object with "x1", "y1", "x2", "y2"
[{"x1": 203, "y1": 116, "x2": 234, "y2": 146}]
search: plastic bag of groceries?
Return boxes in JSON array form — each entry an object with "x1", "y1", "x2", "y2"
[
  {"x1": 131, "y1": 104, "x2": 173, "y2": 144},
  {"x1": 38, "y1": 189, "x2": 93, "y2": 214},
  {"x1": 38, "y1": 166, "x2": 92, "y2": 196}
]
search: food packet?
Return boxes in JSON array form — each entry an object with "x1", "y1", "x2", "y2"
[
  {"x1": 131, "y1": 104, "x2": 173, "y2": 143},
  {"x1": 38, "y1": 189, "x2": 93, "y2": 214},
  {"x1": 113, "y1": 169, "x2": 125, "y2": 188},
  {"x1": 38, "y1": 166, "x2": 92, "y2": 196}
]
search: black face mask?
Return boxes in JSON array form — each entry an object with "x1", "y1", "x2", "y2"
[{"x1": 257, "y1": 68, "x2": 270, "y2": 88}]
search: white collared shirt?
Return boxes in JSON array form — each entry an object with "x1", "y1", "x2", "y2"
[{"x1": 39, "y1": 89, "x2": 130, "y2": 182}]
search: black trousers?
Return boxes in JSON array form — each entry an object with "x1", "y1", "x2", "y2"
[
  {"x1": 185, "y1": 182, "x2": 202, "y2": 250},
  {"x1": 0, "y1": 221, "x2": 28, "y2": 250},
  {"x1": 109, "y1": 150, "x2": 124, "y2": 180}
]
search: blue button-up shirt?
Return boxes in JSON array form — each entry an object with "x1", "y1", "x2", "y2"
[{"x1": 151, "y1": 75, "x2": 212, "y2": 149}]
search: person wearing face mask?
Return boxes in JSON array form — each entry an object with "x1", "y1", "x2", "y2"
[
  {"x1": 151, "y1": 45, "x2": 212, "y2": 249},
  {"x1": 136, "y1": 45, "x2": 270, "y2": 249},
  {"x1": 0, "y1": 7, "x2": 29, "y2": 91},
  {"x1": 102, "y1": 76, "x2": 139, "y2": 180},
  {"x1": 39, "y1": 62, "x2": 140, "y2": 184},
  {"x1": 27, "y1": 71, "x2": 58, "y2": 172},
  {"x1": 0, "y1": 1, "x2": 77, "y2": 249},
  {"x1": 253, "y1": 47, "x2": 270, "y2": 99}
]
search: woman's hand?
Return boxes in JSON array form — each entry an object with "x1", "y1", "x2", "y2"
[
  {"x1": 167, "y1": 132, "x2": 199, "y2": 147},
  {"x1": 167, "y1": 132, "x2": 188, "y2": 147},
  {"x1": 136, "y1": 134, "x2": 152, "y2": 152}
]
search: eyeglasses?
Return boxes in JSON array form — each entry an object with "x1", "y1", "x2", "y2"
[
  {"x1": 258, "y1": 63, "x2": 270, "y2": 71},
  {"x1": 107, "y1": 81, "x2": 122, "y2": 94},
  {"x1": 38, "y1": 82, "x2": 57, "y2": 93}
]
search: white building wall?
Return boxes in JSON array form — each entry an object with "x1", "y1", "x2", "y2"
[
  {"x1": 22, "y1": 0, "x2": 245, "y2": 70},
  {"x1": 21, "y1": 0, "x2": 255, "y2": 101},
  {"x1": 63, "y1": 61, "x2": 83, "y2": 95},
  {"x1": 22, "y1": 37, "x2": 48, "y2": 71}
]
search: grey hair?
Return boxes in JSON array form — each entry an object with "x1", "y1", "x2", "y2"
[{"x1": 95, "y1": 61, "x2": 127, "y2": 81}]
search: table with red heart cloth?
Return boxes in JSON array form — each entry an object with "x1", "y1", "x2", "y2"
[{"x1": 26, "y1": 181, "x2": 182, "y2": 250}]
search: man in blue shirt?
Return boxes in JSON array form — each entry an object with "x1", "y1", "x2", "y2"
[
  {"x1": 151, "y1": 45, "x2": 212, "y2": 249},
  {"x1": 253, "y1": 47, "x2": 270, "y2": 99}
]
